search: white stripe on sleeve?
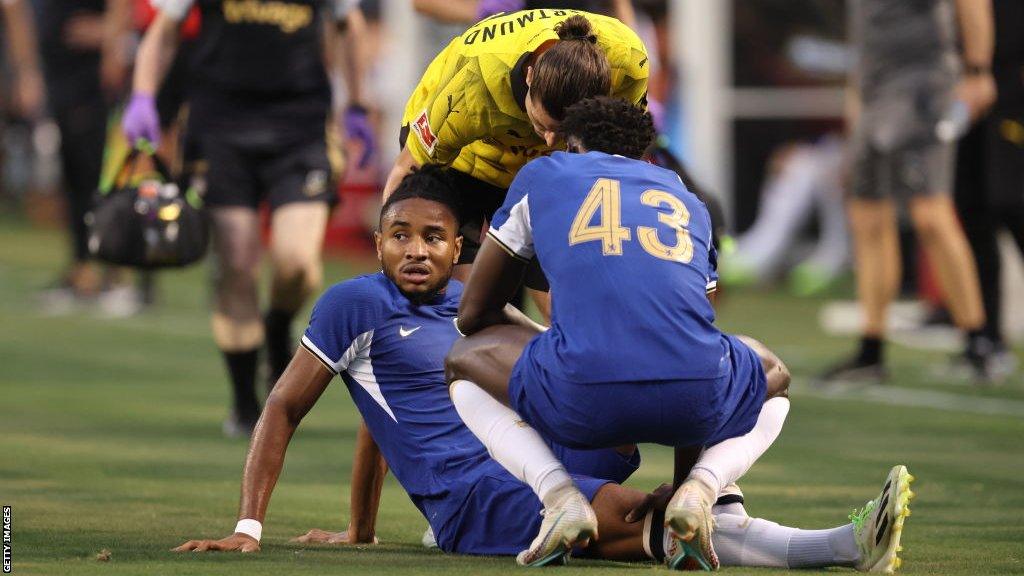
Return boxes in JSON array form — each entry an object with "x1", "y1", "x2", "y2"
[{"x1": 487, "y1": 195, "x2": 534, "y2": 261}]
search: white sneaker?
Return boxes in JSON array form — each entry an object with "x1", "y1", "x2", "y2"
[
  {"x1": 515, "y1": 490, "x2": 598, "y2": 567},
  {"x1": 853, "y1": 465, "x2": 915, "y2": 573},
  {"x1": 664, "y1": 479, "x2": 719, "y2": 571}
]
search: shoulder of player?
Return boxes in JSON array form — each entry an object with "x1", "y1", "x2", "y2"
[{"x1": 316, "y1": 273, "x2": 395, "y2": 319}]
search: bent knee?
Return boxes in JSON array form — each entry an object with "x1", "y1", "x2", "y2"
[
  {"x1": 444, "y1": 338, "x2": 472, "y2": 383},
  {"x1": 767, "y1": 357, "x2": 791, "y2": 399}
]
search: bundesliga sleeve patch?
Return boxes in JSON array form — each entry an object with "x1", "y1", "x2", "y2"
[{"x1": 411, "y1": 111, "x2": 438, "y2": 157}]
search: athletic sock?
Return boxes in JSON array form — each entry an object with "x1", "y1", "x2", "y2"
[
  {"x1": 858, "y1": 336, "x2": 883, "y2": 365},
  {"x1": 789, "y1": 524, "x2": 858, "y2": 568},
  {"x1": 688, "y1": 397, "x2": 790, "y2": 498},
  {"x1": 264, "y1": 308, "x2": 296, "y2": 386},
  {"x1": 675, "y1": 514, "x2": 857, "y2": 569},
  {"x1": 223, "y1": 348, "x2": 261, "y2": 421},
  {"x1": 449, "y1": 379, "x2": 574, "y2": 504}
]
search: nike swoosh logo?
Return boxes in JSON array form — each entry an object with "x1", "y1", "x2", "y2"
[{"x1": 399, "y1": 326, "x2": 422, "y2": 337}]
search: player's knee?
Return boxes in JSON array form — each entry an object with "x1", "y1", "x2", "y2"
[
  {"x1": 444, "y1": 339, "x2": 471, "y2": 383},
  {"x1": 766, "y1": 356, "x2": 791, "y2": 399},
  {"x1": 273, "y1": 256, "x2": 321, "y2": 296},
  {"x1": 217, "y1": 249, "x2": 260, "y2": 286}
]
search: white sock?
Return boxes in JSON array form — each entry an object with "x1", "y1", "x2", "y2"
[
  {"x1": 450, "y1": 380, "x2": 573, "y2": 506},
  {"x1": 688, "y1": 397, "x2": 790, "y2": 497},
  {"x1": 699, "y1": 514, "x2": 859, "y2": 568}
]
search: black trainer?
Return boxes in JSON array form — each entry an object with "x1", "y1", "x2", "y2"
[{"x1": 813, "y1": 355, "x2": 888, "y2": 387}]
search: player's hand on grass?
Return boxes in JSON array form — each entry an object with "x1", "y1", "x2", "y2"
[
  {"x1": 172, "y1": 533, "x2": 260, "y2": 553},
  {"x1": 624, "y1": 483, "x2": 675, "y2": 523},
  {"x1": 291, "y1": 527, "x2": 379, "y2": 545}
]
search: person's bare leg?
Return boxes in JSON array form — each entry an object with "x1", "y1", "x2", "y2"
[
  {"x1": 816, "y1": 199, "x2": 900, "y2": 383},
  {"x1": 447, "y1": 325, "x2": 596, "y2": 561},
  {"x1": 210, "y1": 207, "x2": 264, "y2": 430},
  {"x1": 848, "y1": 198, "x2": 901, "y2": 338},
  {"x1": 265, "y1": 202, "x2": 329, "y2": 385},
  {"x1": 908, "y1": 195, "x2": 985, "y2": 331}
]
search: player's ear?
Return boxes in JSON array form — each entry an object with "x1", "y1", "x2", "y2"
[
  {"x1": 526, "y1": 65, "x2": 534, "y2": 87},
  {"x1": 453, "y1": 234, "x2": 463, "y2": 264},
  {"x1": 374, "y1": 230, "x2": 383, "y2": 262}
]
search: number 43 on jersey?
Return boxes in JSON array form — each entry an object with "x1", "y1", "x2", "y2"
[{"x1": 568, "y1": 178, "x2": 694, "y2": 263}]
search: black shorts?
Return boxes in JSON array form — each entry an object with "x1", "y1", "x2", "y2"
[
  {"x1": 193, "y1": 130, "x2": 340, "y2": 211},
  {"x1": 447, "y1": 169, "x2": 549, "y2": 291}
]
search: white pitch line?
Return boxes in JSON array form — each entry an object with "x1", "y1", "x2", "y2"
[{"x1": 796, "y1": 381, "x2": 1024, "y2": 419}]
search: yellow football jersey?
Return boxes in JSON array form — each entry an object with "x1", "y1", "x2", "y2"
[{"x1": 402, "y1": 9, "x2": 649, "y2": 189}]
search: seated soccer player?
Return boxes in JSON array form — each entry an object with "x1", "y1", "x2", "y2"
[
  {"x1": 444, "y1": 97, "x2": 899, "y2": 569},
  {"x1": 171, "y1": 165, "x2": 913, "y2": 573}
]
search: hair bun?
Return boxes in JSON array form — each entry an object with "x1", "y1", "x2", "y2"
[{"x1": 555, "y1": 15, "x2": 597, "y2": 44}]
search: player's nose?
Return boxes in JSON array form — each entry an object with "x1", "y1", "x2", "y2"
[{"x1": 406, "y1": 237, "x2": 429, "y2": 259}]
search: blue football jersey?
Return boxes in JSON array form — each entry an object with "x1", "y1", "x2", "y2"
[
  {"x1": 489, "y1": 151, "x2": 728, "y2": 383},
  {"x1": 301, "y1": 273, "x2": 498, "y2": 535}
]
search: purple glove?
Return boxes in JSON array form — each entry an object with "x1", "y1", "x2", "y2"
[
  {"x1": 476, "y1": 0, "x2": 524, "y2": 21},
  {"x1": 344, "y1": 104, "x2": 376, "y2": 169},
  {"x1": 122, "y1": 93, "x2": 162, "y2": 149}
]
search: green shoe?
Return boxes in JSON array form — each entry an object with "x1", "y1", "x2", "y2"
[{"x1": 852, "y1": 465, "x2": 915, "y2": 573}]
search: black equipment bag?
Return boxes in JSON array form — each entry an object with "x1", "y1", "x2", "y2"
[{"x1": 87, "y1": 150, "x2": 208, "y2": 269}]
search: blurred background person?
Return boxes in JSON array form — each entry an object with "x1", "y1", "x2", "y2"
[
  {"x1": 123, "y1": 0, "x2": 372, "y2": 437},
  {"x1": 1, "y1": 0, "x2": 46, "y2": 122},
  {"x1": 952, "y1": 0, "x2": 1023, "y2": 379},
  {"x1": 32, "y1": 0, "x2": 137, "y2": 313},
  {"x1": 720, "y1": 134, "x2": 849, "y2": 296},
  {"x1": 817, "y1": 0, "x2": 999, "y2": 386}
]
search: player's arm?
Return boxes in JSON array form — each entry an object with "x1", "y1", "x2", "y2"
[
  {"x1": 328, "y1": 4, "x2": 369, "y2": 107},
  {"x1": 382, "y1": 145, "x2": 421, "y2": 199},
  {"x1": 173, "y1": 349, "x2": 333, "y2": 552},
  {"x1": 459, "y1": 174, "x2": 535, "y2": 334},
  {"x1": 457, "y1": 238, "x2": 529, "y2": 335},
  {"x1": 132, "y1": 4, "x2": 186, "y2": 96},
  {"x1": 502, "y1": 303, "x2": 547, "y2": 333},
  {"x1": 1, "y1": 0, "x2": 45, "y2": 118},
  {"x1": 291, "y1": 419, "x2": 388, "y2": 545},
  {"x1": 954, "y1": 0, "x2": 996, "y2": 119},
  {"x1": 348, "y1": 421, "x2": 388, "y2": 541}
]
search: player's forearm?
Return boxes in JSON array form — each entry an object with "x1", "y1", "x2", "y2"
[
  {"x1": 501, "y1": 303, "x2": 547, "y2": 333},
  {"x1": 347, "y1": 420, "x2": 388, "y2": 542},
  {"x1": 337, "y1": 8, "x2": 368, "y2": 107},
  {"x1": 383, "y1": 146, "x2": 421, "y2": 200},
  {"x1": 955, "y1": 0, "x2": 994, "y2": 68},
  {"x1": 457, "y1": 240, "x2": 528, "y2": 335},
  {"x1": 412, "y1": 0, "x2": 477, "y2": 24},
  {"x1": 236, "y1": 400, "x2": 300, "y2": 522},
  {"x1": 132, "y1": 13, "x2": 181, "y2": 95}
]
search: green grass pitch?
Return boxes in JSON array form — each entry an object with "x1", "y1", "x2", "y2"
[{"x1": 1, "y1": 220, "x2": 1023, "y2": 575}]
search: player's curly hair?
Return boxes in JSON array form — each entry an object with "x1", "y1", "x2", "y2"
[
  {"x1": 559, "y1": 96, "x2": 655, "y2": 159},
  {"x1": 529, "y1": 15, "x2": 611, "y2": 121},
  {"x1": 380, "y1": 164, "x2": 464, "y2": 231}
]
